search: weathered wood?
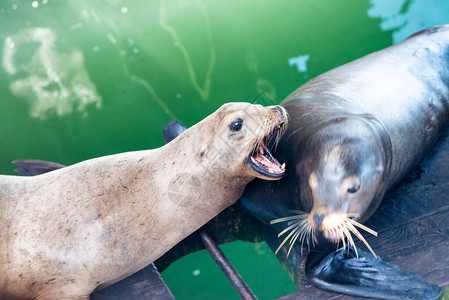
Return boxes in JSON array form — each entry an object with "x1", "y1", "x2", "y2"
[
  {"x1": 91, "y1": 263, "x2": 175, "y2": 300},
  {"x1": 364, "y1": 131, "x2": 449, "y2": 231},
  {"x1": 369, "y1": 207, "x2": 449, "y2": 286}
]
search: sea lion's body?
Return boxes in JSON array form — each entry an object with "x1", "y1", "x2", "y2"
[
  {"x1": 282, "y1": 25, "x2": 449, "y2": 224},
  {"x1": 0, "y1": 103, "x2": 287, "y2": 299},
  {"x1": 242, "y1": 25, "x2": 449, "y2": 298},
  {"x1": 285, "y1": 25, "x2": 449, "y2": 191}
]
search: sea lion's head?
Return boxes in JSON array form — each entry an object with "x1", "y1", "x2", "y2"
[
  {"x1": 307, "y1": 119, "x2": 386, "y2": 221},
  {"x1": 271, "y1": 115, "x2": 391, "y2": 256},
  {"x1": 195, "y1": 102, "x2": 288, "y2": 181}
]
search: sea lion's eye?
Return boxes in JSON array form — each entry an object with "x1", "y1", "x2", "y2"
[
  {"x1": 347, "y1": 183, "x2": 360, "y2": 194},
  {"x1": 230, "y1": 118, "x2": 243, "y2": 132}
]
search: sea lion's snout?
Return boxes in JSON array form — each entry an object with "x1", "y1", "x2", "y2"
[
  {"x1": 246, "y1": 105, "x2": 288, "y2": 180},
  {"x1": 308, "y1": 210, "x2": 341, "y2": 233},
  {"x1": 272, "y1": 105, "x2": 284, "y2": 117},
  {"x1": 305, "y1": 209, "x2": 378, "y2": 257},
  {"x1": 312, "y1": 213, "x2": 325, "y2": 230}
]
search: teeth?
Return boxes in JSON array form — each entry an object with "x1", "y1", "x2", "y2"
[
  {"x1": 281, "y1": 163, "x2": 286, "y2": 169},
  {"x1": 251, "y1": 156, "x2": 257, "y2": 164},
  {"x1": 258, "y1": 142, "x2": 265, "y2": 155}
]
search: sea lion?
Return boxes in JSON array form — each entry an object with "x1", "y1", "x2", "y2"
[
  {"x1": 241, "y1": 25, "x2": 449, "y2": 299},
  {"x1": 0, "y1": 102, "x2": 287, "y2": 300}
]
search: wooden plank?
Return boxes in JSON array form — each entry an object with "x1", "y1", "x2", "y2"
[
  {"x1": 364, "y1": 132, "x2": 449, "y2": 230},
  {"x1": 370, "y1": 207, "x2": 449, "y2": 287},
  {"x1": 90, "y1": 263, "x2": 175, "y2": 300}
]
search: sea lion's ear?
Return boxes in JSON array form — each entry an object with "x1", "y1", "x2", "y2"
[{"x1": 198, "y1": 145, "x2": 208, "y2": 159}]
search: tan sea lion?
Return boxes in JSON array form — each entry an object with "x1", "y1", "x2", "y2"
[{"x1": 0, "y1": 102, "x2": 287, "y2": 300}]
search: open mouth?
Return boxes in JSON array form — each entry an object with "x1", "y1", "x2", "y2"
[{"x1": 248, "y1": 138, "x2": 285, "y2": 178}]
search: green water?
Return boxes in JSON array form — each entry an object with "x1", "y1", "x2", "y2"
[{"x1": 1, "y1": 0, "x2": 449, "y2": 299}]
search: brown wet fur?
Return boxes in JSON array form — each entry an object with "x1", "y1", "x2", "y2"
[{"x1": 0, "y1": 103, "x2": 287, "y2": 299}]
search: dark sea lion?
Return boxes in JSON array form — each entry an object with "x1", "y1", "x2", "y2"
[
  {"x1": 0, "y1": 103, "x2": 288, "y2": 300},
  {"x1": 242, "y1": 25, "x2": 449, "y2": 299}
]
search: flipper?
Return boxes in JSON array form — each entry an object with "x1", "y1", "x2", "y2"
[
  {"x1": 163, "y1": 120, "x2": 187, "y2": 143},
  {"x1": 306, "y1": 246, "x2": 441, "y2": 300},
  {"x1": 11, "y1": 159, "x2": 65, "y2": 176},
  {"x1": 11, "y1": 119, "x2": 187, "y2": 177}
]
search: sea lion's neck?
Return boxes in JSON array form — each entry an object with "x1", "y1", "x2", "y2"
[
  {"x1": 110, "y1": 136, "x2": 251, "y2": 272},
  {"x1": 156, "y1": 127, "x2": 250, "y2": 200},
  {"x1": 157, "y1": 131, "x2": 252, "y2": 207}
]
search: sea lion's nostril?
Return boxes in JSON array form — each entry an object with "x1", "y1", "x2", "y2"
[
  {"x1": 272, "y1": 105, "x2": 284, "y2": 117},
  {"x1": 313, "y1": 214, "x2": 325, "y2": 230}
]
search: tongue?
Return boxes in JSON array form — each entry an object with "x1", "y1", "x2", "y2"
[{"x1": 252, "y1": 142, "x2": 284, "y2": 174}]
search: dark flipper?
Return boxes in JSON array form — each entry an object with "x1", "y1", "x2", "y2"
[
  {"x1": 11, "y1": 159, "x2": 65, "y2": 176},
  {"x1": 163, "y1": 120, "x2": 187, "y2": 143},
  {"x1": 306, "y1": 246, "x2": 441, "y2": 300},
  {"x1": 11, "y1": 120, "x2": 187, "y2": 177}
]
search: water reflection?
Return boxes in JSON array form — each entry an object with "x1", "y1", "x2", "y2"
[
  {"x1": 288, "y1": 54, "x2": 310, "y2": 73},
  {"x1": 368, "y1": 0, "x2": 449, "y2": 43},
  {"x1": 2, "y1": 27, "x2": 102, "y2": 119},
  {"x1": 158, "y1": 0, "x2": 215, "y2": 102},
  {"x1": 288, "y1": 54, "x2": 310, "y2": 80}
]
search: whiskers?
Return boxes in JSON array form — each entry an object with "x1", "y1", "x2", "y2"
[
  {"x1": 270, "y1": 211, "x2": 378, "y2": 258},
  {"x1": 251, "y1": 113, "x2": 288, "y2": 155},
  {"x1": 270, "y1": 211, "x2": 317, "y2": 257},
  {"x1": 331, "y1": 215, "x2": 378, "y2": 258},
  {"x1": 268, "y1": 113, "x2": 288, "y2": 151}
]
